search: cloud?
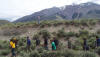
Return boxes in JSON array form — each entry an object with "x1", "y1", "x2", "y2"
[{"x1": 0, "y1": 0, "x2": 99, "y2": 21}]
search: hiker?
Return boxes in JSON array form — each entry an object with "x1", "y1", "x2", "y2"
[
  {"x1": 54, "y1": 37, "x2": 59, "y2": 49},
  {"x1": 68, "y1": 39, "x2": 72, "y2": 49},
  {"x1": 44, "y1": 38, "x2": 48, "y2": 50},
  {"x1": 13, "y1": 38, "x2": 18, "y2": 48},
  {"x1": 36, "y1": 38, "x2": 40, "y2": 46},
  {"x1": 27, "y1": 36, "x2": 31, "y2": 51},
  {"x1": 51, "y1": 40, "x2": 56, "y2": 50},
  {"x1": 96, "y1": 36, "x2": 100, "y2": 47},
  {"x1": 10, "y1": 39, "x2": 16, "y2": 57},
  {"x1": 83, "y1": 38, "x2": 89, "y2": 51}
]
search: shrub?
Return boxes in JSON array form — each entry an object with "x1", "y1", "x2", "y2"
[
  {"x1": 30, "y1": 40, "x2": 36, "y2": 50},
  {"x1": 0, "y1": 40, "x2": 9, "y2": 49},
  {"x1": 52, "y1": 32, "x2": 57, "y2": 36},
  {"x1": 40, "y1": 23, "x2": 45, "y2": 28},
  {"x1": 79, "y1": 30, "x2": 89, "y2": 35},
  {"x1": 78, "y1": 30, "x2": 89, "y2": 38},
  {"x1": 33, "y1": 34, "x2": 40, "y2": 39},
  {"x1": 88, "y1": 37, "x2": 96, "y2": 49},
  {"x1": 89, "y1": 19, "x2": 97, "y2": 26},
  {"x1": 29, "y1": 51, "x2": 41, "y2": 57},
  {"x1": 0, "y1": 50, "x2": 10, "y2": 56},
  {"x1": 72, "y1": 39, "x2": 82, "y2": 50},
  {"x1": 96, "y1": 47, "x2": 100, "y2": 55},
  {"x1": 37, "y1": 47, "x2": 45, "y2": 53},
  {"x1": 80, "y1": 19, "x2": 89, "y2": 26},
  {"x1": 39, "y1": 30, "x2": 51, "y2": 38},
  {"x1": 41, "y1": 51, "x2": 62, "y2": 57},
  {"x1": 79, "y1": 51, "x2": 98, "y2": 57},
  {"x1": 40, "y1": 21, "x2": 52, "y2": 28},
  {"x1": 53, "y1": 22, "x2": 59, "y2": 27},
  {"x1": 2, "y1": 28, "x2": 27, "y2": 36},
  {"x1": 64, "y1": 20, "x2": 70, "y2": 25},
  {"x1": 66, "y1": 31, "x2": 76, "y2": 37},
  {"x1": 63, "y1": 50, "x2": 78, "y2": 57},
  {"x1": 57, "y1": 28, "x2": 67, "y2": 38},
  {"x1": 97, "y1": 29, "x2": 100, "y2": 34},
  {"x1": 18, "y1": 37, "x2": 26, "y2": 46},
  {"x1": 73, "y1": 20, "x2": 80, "y2": 27},
  {"x1": 19, "y1": 51, "x2": 27, "y2": 56}
]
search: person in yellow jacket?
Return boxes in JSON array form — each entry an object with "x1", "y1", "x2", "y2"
[{"x1": 10, "y1": 39, "x2": 16, "y2": 57}]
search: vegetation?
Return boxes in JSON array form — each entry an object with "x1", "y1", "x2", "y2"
[
  {"x1": 0, "y1": 19, "x2": 100, "y2": 57},
  {"x1": 0, "y1": 19, "x2": 99, "y2": 29}
]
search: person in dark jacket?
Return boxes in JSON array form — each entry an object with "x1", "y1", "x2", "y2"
[
  {"x1": 96, "y1": 36, "x2": 100, "y2": 47},
  {"x1": 68, "y1": 39, "x2": 72, "y2": 49},
  {"x1": 36, "y1": 38, "x2": 40, "y2": 46},
  {"x1": 83, "y1": 38, "x2": 89, "y2": 51},
  {"x1": 54, "y1": 37, "x2": 59, "y2": 49},
  {"x1": 44, "y1": 38, "x2": 48, "y2": 50}
]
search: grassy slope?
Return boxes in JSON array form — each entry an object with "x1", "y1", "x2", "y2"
[
  {"x1": 0, "y1": 20, "x2": 10, "y2": 25},
  {"x1": 0, "y1": 19, "x2": 100, "y2": 57},
  {"x1": 0, "y1": 19, "x2": 100, "y2": 40}
]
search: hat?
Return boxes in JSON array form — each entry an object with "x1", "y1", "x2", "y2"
[{"x1": 13, "y1": 38, "x2": 16, "y2": 40}]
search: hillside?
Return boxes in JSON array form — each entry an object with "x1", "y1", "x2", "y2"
[
  {"x1": 0, "y1": 20, "x2": 10, "y2": 25},
  {"x1": 0, "y1": 19, "x2": 100, "y2": 57},
  {"x1": 1, "y1": 19, "x2": 100, "y2": 57},
  {"x1": 15, "y1": 2, "x2": 100, "y2": 22}
]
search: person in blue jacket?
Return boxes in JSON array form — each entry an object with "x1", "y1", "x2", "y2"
[{"x1": 27, "y1": 36, "x2": 31, "y2": 51}]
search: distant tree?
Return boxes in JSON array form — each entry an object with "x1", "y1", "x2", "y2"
[{"x1": 72, "y1": 12, "x2": 78, "y2": 19}]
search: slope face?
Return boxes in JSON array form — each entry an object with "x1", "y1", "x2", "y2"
[
  {"x1": 0, "y1": 20, "x2": 10, "y2": 25},
  {"x1": 15, "y1": 2, "x2": 100, "y2": 22}
]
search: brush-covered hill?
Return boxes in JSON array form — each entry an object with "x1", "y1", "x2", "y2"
[
  {"x1": 0, "y1": 20, "x2": 10, "y2": 25},
  {"x1": 0, "y1": 19, "x2": 100, "y2": 57},
  {"x1": 15, "y1": 2, "x2": 100, "y2": 22}
]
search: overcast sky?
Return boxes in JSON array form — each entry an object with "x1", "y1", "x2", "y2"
[{"x1": 0, "y1": 0, "x2": 99, "y2": 21}]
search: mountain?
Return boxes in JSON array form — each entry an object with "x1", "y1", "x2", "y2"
[
  {"x1": 15, "y1": 2, "x2": 100, "y2": 22},
  {"x1": 0, "y1": 20, "x2": 10, "y2": 25}
]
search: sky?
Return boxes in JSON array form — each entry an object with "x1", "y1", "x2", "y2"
[{"x1": 0, "y1": 0, "x2": 100, "y2": 21}]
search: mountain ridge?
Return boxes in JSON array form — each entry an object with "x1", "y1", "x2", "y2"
[{"x1": 15, "y1": 2, "x2": 100, "y2": 22}]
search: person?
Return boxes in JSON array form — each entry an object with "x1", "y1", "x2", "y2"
[
  {"x1": 68, "y1": 39, "x2": 72, "y2": 49},
  {"x1": 36, "y1": 38, "x2": 40, "y2": 46},
  {"x1": 51, "y1": 40, "x2": 56, "y2": 50},
  {"x1": 54, "y1": 38, "x2": 59, "y2": 49},
  {"x1": 96, "y1": 36, "x2": 100, "y2": 47},
  {"x1": 44, "y1": 38, "x2": 48, "y2": 50},
  {"x1": 83, "y1": 38, "x2": 89, "y2": 51},
  {"x1": 27, "y1": 36, "x2": 31, "y2": 51},
  {"x1": 10, "y1": 39, "x2": 16, "y2": 57},
  {"x1": 13, "y1": 38, "x2": 18, "y2": 48}
]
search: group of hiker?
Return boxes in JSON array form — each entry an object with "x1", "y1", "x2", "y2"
[
  {"x1": 35, "y1": 37, "x2": 58, "y2": 50},
  {"x1": 82, "y1": 36, "x2": 100, "y2": 51},
  {"x1": 9, "y1": 36, "x2": 58, "y2": 57},
  {"x1": 9, "y1": 36, "x2": 100, "y2": 57}
]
